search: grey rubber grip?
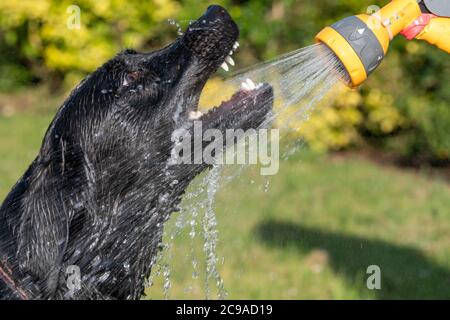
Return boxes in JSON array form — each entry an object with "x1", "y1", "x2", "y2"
[
  {"x1": 424, "y1": 0, "x2": 450, "y2": 18},
  {"x1": 331, "y1": 16, "x2": 385, "y2": 75}
]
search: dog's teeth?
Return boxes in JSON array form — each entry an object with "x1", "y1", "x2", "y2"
[
  {"x1": 226, "y1": 56, "x2": 235, "y2": 66},
  {"x1": 230, "y1": 50, "x2": 234, "y2": 55},
  {"x1": 221, "y1": 62, "x2": 229, "y2": 72},
  {"x1": 233, "y1": 41, "x2": 240, "y2": 50},
  {"x1": 256, "y1": 83, "x2": 263, "y2": 89},
  {"x1": 246, "y1": 78, "x2": 256, "y2": 90},
  {"x1": 241, "y1": 82, "x2": 250, "y2": 91},
  {"x1": 189, "y1": 111, "x2": 203, "y2": 120}
]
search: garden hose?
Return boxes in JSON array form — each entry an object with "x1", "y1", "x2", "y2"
[{"x1": 315, "y1": 0, "x2": 450, "y2": 87}]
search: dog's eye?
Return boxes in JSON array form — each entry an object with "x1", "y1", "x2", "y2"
[{"x1": 126, "y1": 71, "x2": 141, "y2": 83}]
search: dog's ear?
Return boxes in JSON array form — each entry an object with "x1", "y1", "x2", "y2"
[{"x1": 16, "y1": 160, "x2": 70, "y2": 297}]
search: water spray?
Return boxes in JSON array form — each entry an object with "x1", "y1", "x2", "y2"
[{"x1": 315, "y1": 0, "x2": 450, "y2": 87}]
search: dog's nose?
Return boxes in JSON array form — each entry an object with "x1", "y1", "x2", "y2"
[{"x1": 204, "y1": 5, "x2": 232, "y2": 21}]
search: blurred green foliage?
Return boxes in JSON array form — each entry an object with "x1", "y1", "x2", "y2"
[{"x1": 0, "y1": 0, "x2": 448, "y2": 161}]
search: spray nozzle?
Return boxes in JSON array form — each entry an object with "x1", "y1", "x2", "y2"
[
  {"x1": 315, "y1": 15, "x2": 387, "y2": 87},
  {"x1": 315, "y1": 0, "x2": 449, "y2": 87}
]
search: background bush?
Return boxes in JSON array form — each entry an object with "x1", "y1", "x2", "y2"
[{"x1": 0, "y1": 0, "x2": 448, "y2": 161}]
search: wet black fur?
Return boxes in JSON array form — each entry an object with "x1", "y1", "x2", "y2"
[{"x1": 0, "y1": 6, "x2": 273, "y2": 299}]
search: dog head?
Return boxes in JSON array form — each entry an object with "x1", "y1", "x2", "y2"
[{"x1": 50, "y1": 5, "x2": 273, "y2": 167}]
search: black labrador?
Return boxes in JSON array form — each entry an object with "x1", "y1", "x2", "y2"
[{"x1": 0, "y1": 5, "x2": 273, "y2": 299}]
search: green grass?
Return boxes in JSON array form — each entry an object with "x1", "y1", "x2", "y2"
[
  {"x1": 1, "y1": 110, "x2": 449, "y2": 300},
  {"x1": 0, "y1": 111, "x2": 54, "y2": 197},
  {"x1": 148, "y1": 152, "x2": 450, "y2": 299}
]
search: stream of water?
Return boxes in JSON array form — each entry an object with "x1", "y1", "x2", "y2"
[{"x1": 153, "y1": 43, "x2": 349, "y2": 299}]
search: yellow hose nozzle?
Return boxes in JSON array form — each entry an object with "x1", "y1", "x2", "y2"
[
  {"x1": 315, "y1": 0, "x2": 429, "y2": 87},
  {"x1": 415, "y1": 17, "x2": 450, "y2": 53}
]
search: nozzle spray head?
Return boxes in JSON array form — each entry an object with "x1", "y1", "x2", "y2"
[
  {"x1": 315, "y1": 0, "x2": 422, "y2": 87},
  {"x1": 315, "y1": 17, "x2": 385, "y2": 87}
]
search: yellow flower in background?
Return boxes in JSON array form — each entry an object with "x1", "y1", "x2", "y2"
[
  {"x1": 0, "y1": 0, "x2": 180, "y2": 86},
  {"x1": 365, "y1": 89, "x2": 405, "y2": 134}
]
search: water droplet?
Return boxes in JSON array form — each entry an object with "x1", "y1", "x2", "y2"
[
  {"x1": 92, "y1": 255, "x2": 101, "y2": 266},
  {"x1": 263, "y1": 178, "x2": 270, "y2": 193},
  {"x1": 167, "y1": 18, "x2": 183, "y2": 36},
  {"x1": 184, "y1": 286, "x2": 193, "y2": 293},
  {"x1": 98, "y1": 271, "x2": 111, "y2": 282}
]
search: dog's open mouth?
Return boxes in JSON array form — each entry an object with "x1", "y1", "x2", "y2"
[
  {"x1": 179, "y1": 5, "x2": 273, "y2": 130},
  {"x1": 189, "y1": 80, "x2": 272, "y2": 126}
]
